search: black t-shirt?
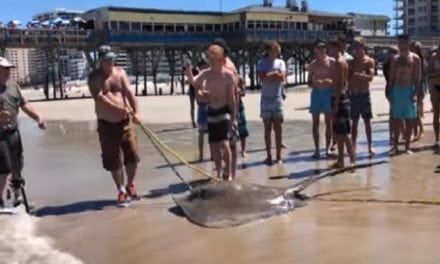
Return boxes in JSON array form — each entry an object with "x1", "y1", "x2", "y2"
[{"x1": 0, "y1": 81, "x2": 26, "y2": 131}]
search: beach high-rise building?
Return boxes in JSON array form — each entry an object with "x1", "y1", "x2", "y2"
[
  {"x1": 394, "y1": 0, "x2": 440, "y2": 36},
  {"x1": 4, "y1": 48, "x2": 31, "y2": 84}
]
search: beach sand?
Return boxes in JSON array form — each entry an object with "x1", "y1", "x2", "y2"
[{"x1": 2, "y1": 76, "x2": 440, "y2": 264}]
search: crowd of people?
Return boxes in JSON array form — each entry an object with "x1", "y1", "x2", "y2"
[{"x1": 0, "y1": 34, "x2": 439, "y2": 208}]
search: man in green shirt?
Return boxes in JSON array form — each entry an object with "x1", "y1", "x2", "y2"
[{"x1": 0, "y1": 57, "x2": 46, "y2": 208}]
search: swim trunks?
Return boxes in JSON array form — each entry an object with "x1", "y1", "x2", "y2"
[
  {"x1": 310, "y1": 88, "x2": 334, "y2": 115},
  {"x1": 207, "y1": 105, "x2": 231, "y2": 143},
  {"x1": 332, "y1": 92, "x2": 351, "y2": 136},
  {"x1": 349, "y1": 92, "x2": 373, "y2": 120},
  {"x1": 391, "y1": 85, "x2": 417, "y2": 119}
]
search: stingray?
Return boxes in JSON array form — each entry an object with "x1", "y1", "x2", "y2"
[
  {"x1": 173, "y1": 182, "x2": 306, "y2": 228},
  {"x1": 139, "y1": 122, "x2": 387, "y2": 228},
  {"x1": 172, "y1": 160, "x2": 387, "y2": 228}
]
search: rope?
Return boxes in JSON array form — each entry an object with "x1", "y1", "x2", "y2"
[
  {"x1": 137, "y1": 122, "x2": 220, "y2": 184},
  {"x1": 315, "y1": 197, "x2": 440, "y2": 206}
]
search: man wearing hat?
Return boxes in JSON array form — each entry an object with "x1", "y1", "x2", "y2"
[
  {"x1": 0, "y1": 57, "x2": 46, "y2": 208},
  {"x1": 388, "y1": 34, "x2": 422, "y2": 155},
  {"x1": 88, "y1": 46, "x2": 141, "y2": 207}
]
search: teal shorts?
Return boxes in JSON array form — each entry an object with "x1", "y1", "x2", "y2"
[
  {"x1": 310, "y1": 88, "x2": 334, "y2": 115},
  {"x1": 391, "y1": 86, "x2": 417, "y2": 119}
]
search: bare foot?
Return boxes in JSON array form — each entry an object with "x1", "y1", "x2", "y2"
[
  {"x1": 388, "y1": 147, "x2": 398, "y2": 156},
  {"x1": 330, "y1": 161, "x2": 344, "y2": 169},
  {"x1": 311, "y1": 151, "x2": 320, "y2": 160},
  {"x1": 281, "y1": 143, "x2": 288, "y2": 149},
  {"x1": 405, "y1": 150, "x2": 413, "y2": 155},
  {"x1": 276, "y1": 159, "x2": 284, "y2": 165},
  {"x1": 265, "y1": 157, "x2": 273, "y2": 166},
  {"x1": 241, "y1": 151, "x2": 248, "y2": 159},
  {"x1": 368, "y1": 148, "x2": 376, "y2": 158}
]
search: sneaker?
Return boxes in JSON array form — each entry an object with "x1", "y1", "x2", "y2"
[
  {"x1": 117, "y1": 191, "x2": 128, "y2": 208},
  {"x1": 126, "y1": 184, "x2": 139, "y2": 200}
]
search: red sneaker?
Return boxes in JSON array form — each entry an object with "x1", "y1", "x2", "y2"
[
  {"x1": 126, "y1": 184, "x2": 139, "y2": 200},
  {"x1": 117, "y1": 191, "x2": 128, "y2": 207}
]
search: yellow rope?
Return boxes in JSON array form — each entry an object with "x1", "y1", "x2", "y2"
[{"x1": 138, "y1": 122, "x2": 220, "y2": 182}]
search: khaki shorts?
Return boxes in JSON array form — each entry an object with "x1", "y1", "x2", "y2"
[{"x1": 97, "y1": 119, "x2": 140, "y2": 171}]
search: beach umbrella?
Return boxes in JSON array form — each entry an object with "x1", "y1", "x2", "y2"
[
  {"x1": 41, "y1": 20, "x2": 53, "y2": 27},
  {"x1": 60, "y1": 19, "x2": 70, "y2": 26},
  {"x1": 72, "y1": 17, "x2": 86, "y2": 23}
]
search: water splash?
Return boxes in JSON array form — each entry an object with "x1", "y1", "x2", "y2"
[{"x1": 0, "y1": 208, "x2": 83, "y2": 264}]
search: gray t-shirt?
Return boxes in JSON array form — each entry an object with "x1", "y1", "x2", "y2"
[
  {"x1": 258, "y1": 58, "x2": 286, "y2": 110},
  {"x1": 0, "y1": 81, "x2": 26, "y2": 132}
]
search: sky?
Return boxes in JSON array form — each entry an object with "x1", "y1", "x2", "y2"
[{"x1": 0, "y1": 0, "x2": 394, "y2": 25}]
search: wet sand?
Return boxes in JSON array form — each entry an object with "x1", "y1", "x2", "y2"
[{"x1": 9, "y1": 77, "x2": 440, "y2": 263}]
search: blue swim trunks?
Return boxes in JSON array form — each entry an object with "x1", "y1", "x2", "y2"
[
  {"x1": 391, "y1": 86, "x2": 417, "y2": 119},
  {"x1": 309, "y1": 88, "x2": 334, "y2": 115},
  {"x1": 349, "y1": 92, "x2": 373, "y2": 120}
]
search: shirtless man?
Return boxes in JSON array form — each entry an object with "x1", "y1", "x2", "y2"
[
  {"x1": 328, "y1": 38, "x2": 355, "y2": 168},
  {"x1": 388, "y1": 35, "x2": 422, "y2": 155},
  {"x1": 189, "y1": 44, "x2": 237, "y2": 180},
  {"x1": 308, "y1": 41, "x2": 337, "y2": 159},
  {"x1": 88, "y1": 46, "x2": 141, "y2": 207},
  {"x1": 428, "y1": 43, "x2": 440, "y2": 148},
  {"x1": 348, "y1": 37, "x2": 376, "y2": 157}
]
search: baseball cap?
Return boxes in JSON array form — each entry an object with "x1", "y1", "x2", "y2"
[
  {"x1": 0, "y1": 57, "x2": 15, "y2": 68},
  {"x1": 397, "y1": 34, "x2": 411, "y2": 40},
  {"x1": 98, "y1": 45, "x2": 116, "y2": 60},
  {"x1": 315, "y1": 40, "x2": 327, "y2": 48}
]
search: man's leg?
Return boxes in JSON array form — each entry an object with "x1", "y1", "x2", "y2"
[
  {"x1": 221, "y1": 141, "x2": 232, "y2": 181},
  {"x1": 344, "y1": 135, "x2": 356, "y2": 166},
  {"x1": 198, "y1": 132, "x2": 204, "y2": 161},
  {"x1": 312, "y1": 114, "x2": 320, "y2": 158},
  {"x1": 391, "y1": 118, "x2": 401, "y2": 154},
  {"x1": 263, "y1": 119, "x2": 273, "y2": 165},
  {"x1": 240, "y1": 137, "x2": 247, "y2": 158},
  {"x1": 211, "y1": 143, "x2": 222, "y2": 178},
  {"x1": 324, "y1": 113, "x2": 333, "y2": 156},
  {"x1": 365, "y1": 118, "x2": 375, "y2": 156},
  {"x1": 404, "y1": 119, "x2": 416, "y2": 153},
  {"x1": 351, "y1": 117, "x2": 360, "y2": 154},
  {"x1": 432, "y1": 92, "x2": 440, "y2": 144},
  {"x1": 0, "y1": 174, "x2": 8, "y2": 207},
  {"x1": 190, "y1": 96, "x2": 196, "y2": 128},
  {"x1": 229, "y1": 140, "x2": 237, "y2": 179},
  {"x1": 273, "y1": 118, "x2": 283, "y2": 163}
]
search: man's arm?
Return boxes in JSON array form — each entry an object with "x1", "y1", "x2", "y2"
[
  {"x1": 87, "y1": 73, "x2": 126, "y2": 113},
  {"x1": 428, "y1": 56, "x2": 440, "y2": 79},
  {"x1": 353, "y1": 58, "x2": 375, "y2": 82},
  {"x1": 386, "y1": 57, "x2": 397, "y2": 100},
  {"x1": 413, "y1": 55, "x2": 422, "y2": 99},
  {"x1": 21, "y1": 103, "x2": 45, "y2": 129},
  {"x1": 121, "y1": 69, "x2": 140, "y2": 122},
  {"x1": 307, "y1": 64, "x2": 314, "y2": 87},
  {"x1": 227, "y1": 73, "x2": 237, "y2": 126}
]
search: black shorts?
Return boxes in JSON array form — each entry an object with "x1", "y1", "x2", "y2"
[
  {"x1": 332, "y1": 94, "x2": 351, "y2": 136},
  {"x1": 207, "y1": 105, "x2": 231, "y2": 143},
  {"x1": 0, "y1": 130, "x2": 23, "y2": 175}
]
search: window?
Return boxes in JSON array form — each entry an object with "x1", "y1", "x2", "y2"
[
  {"x1": 235, "y1": 22, "x2": 240, "y2": 30},
  {"x1": 296, "y1": 22, "x2": 302, "y2": 30},
  {"x1": 141, "y1": 23, "x2": 152, "y2": 32},
  {"x1": 282, "y1": 21, "x2": 288, "y2": 30},
  {"x1": 247, "y1": 20, "x2": 255, "y2": 30},
  {"x1": 276, "y1": 21, "x2": 282, "y2": 30},
  {"x1": 119, "y1": 21, "x2": 129, "y2": 31},
  {"x1": 302, "y1": 22, "x2": 308, "y2": 30},
  {"x1": 196, "y1": 24, "x2": 204, "y2": 32},
  {"x1": 262, "y1": 21, "x2": 269, "y2": 29},
  {"x1": 176, "y1": 23, "x2": 185, "y2": 32},
  {"x1": 110, "y1": 21, "x2": 118, "y2": 30},
  {"x1": 154, "y1": 23, "x2": 164, "y2": 32},
  {"x1": 289, "y1": 22, "x2": 296, "y2": 30},
  {"x1": 214, "y1": 24, "x2": 222, "y2": 31},
  {"x1": 228, "y1": 23, "x2": 234, "y2": 31},
  {"x1": 255, "y1": 20, "x2": 262, "y2": 30},
  {"x1": 205, "y1": 24, "x2": 213, "y2": 31},
  {"x1": 142, "y1": 23, "x2": 153, "y2": 32},
  {"x1": 165, "y1": 24, "x2": 175, "y2": 32},
  {"x1": 188, "y1": 24, "x2": 195, "y2": 32},
  {"x1": 131, "y1": 22, "x2": 141, "y2": 31}
]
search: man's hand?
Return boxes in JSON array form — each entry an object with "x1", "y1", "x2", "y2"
[
  {"x1": 0, "y1": 111, "x2": 11, "y2": 123},
  {"x1": 412, "y1": 93, "x2": 418, "y2": 103},
  {"x1": 132, "y1": 113, "x2": 142, "y2": 125},
  {"x1": 37, "y1": 119, "x2": 47, "y2": 130},
  {"x1": 231, "y1": 119, "x2": 238, "y2": 129}
]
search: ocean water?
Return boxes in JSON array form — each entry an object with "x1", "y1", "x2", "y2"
[{"x1": 0, "y1": 208, "x2": 83, "y2": 264}]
